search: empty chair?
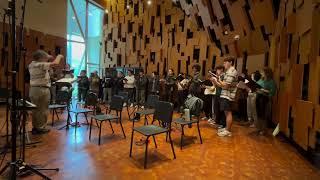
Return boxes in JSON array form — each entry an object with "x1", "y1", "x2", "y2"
[
  {"x1": 89, "y1": 95, "x2": 126, "y2": 145},
  {"x1": 129, "y1": 101, "x2": 176, "y2": 169},
  {"x1": 68, "y1": 92, "x2": 96, "y2": 132},
  {"x1": 134, "y1": 94, "x2": 159, "y2": 125},
  {"x1": 51, "y1": 90, "x2": 72, "y2": 129}
]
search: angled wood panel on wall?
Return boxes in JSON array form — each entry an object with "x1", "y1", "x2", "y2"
[{"x1": 293, "y1": 100, "x2": 313, "y2": 150}]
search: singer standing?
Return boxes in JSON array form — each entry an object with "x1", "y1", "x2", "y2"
[{"x1": 29, "y1": 50, "x2": 64, "y2": 134}]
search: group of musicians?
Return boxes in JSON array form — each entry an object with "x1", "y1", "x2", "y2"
[{"x1": 28, "y1": 49, "x2": 276, "y2": 137}]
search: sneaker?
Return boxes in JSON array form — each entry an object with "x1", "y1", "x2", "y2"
[
  {"x1": 249, "y1": 124, "x2": 256, "y2": 128},
  {"x1": 201, "y1": 117, "x2": 208, "y2": 120},
  {"x1": 141, "y1": 106, "x2": 144, "y2": 109},
  {"x1": 123, "y1": 103, "x2": 127, "y2": 107},
  {"x1": 130, "y1": 103, "x2": 134, "y2": 107},
  {"x1": 217, "y1": 127, "x2": 225, "y2": 133},
  {"x1": 217, "y1": 129, "x2": 232, "y2": 137}
]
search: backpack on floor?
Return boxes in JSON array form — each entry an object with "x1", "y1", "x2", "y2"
[{"x1": 184, "y1": 95, "x2": 203, "y2": 117}]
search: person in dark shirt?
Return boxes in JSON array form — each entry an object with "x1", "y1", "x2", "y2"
[
  {"x1": 78, "y1": 70, "x2": 90, "y2": 102},
  {"x1": 189, "y1": 64, "x2": 203, "y2": 98},
  {"x1": 113, "y1": 71, "x2": 125, "y2": 95},
  {"x1": 165, "y1": 68, "x2": 176, "y2": 103},
  {"x1": 148, "y1": 71, "x2": 160, "y2": 95},
  {"x1": 103, "y1": 71, "x2": 114, "y2": 104},
  {"x1": 135, "y1": 70, "x2": 148, "y2": 108}
]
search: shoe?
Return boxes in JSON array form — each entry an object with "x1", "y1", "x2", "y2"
[
  {"x1": 32, "y1": 128, "x2": 50, "y2": 135},
  {"x1": 141, "y1": 106, "x2": 144, "y2": 109},
  {"x1": 217, "y1": 127, "x2": 225, "y2": 133},
  {"x1": 217, "y1": 129, "x2": 232, "y2": 137},
  {"x1": 201, "y1": 117, "x2": 208, "y2": 120},
  {"x1": 130, "y1": 103, "x2": 133, "y2": 107},
  {"x1": 249, "y1": 124, "x2": 256, "y2": 128},
  {"x1": 123, "y1": 103, "x2": 127, "y2": 107}
]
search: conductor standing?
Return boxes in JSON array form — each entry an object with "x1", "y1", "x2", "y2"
[{"x1": 28, "y1": 50, "x2": 64, "y2": 134}]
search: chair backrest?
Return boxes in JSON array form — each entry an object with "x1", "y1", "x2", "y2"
[
  {"x1": 118, "y1": 91, "x2": 128, "y2": 102},
  {"x1": 56, "y1": 90, "x2": 71, "y2": 105},
  {"x1": 145, "y1": 94, "x2": 159, "y2": 108},
  {"x1": 154, "y1": 101, "x2": 174, "y2": 125},
  {"x1": 109, "y1": 95, "x2": 124, "y2": 111},
  {"x1": 86, "y1": 92, "x2": 98, "y2": 107}
]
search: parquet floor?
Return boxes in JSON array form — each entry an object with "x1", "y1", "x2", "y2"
[{"x1": 0, "y1": 106, "x2": 320, "y2": 180}]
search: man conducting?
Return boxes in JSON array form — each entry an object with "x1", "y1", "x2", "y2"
[{"x1": 29, "y1": 50, "x2": 64, "y2": 134}]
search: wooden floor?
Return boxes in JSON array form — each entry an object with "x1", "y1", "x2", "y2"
[{"x1": 0, "y1": 106, "x2": 320, "y2": 180}]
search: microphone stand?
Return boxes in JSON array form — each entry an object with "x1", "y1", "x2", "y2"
[{"x1": 0, "y1": 1, "x2": 59, "y2": 179}]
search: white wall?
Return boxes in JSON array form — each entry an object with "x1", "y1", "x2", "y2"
[{"x1": 0, "y1": 0, "x2": 67, "y2": 38}]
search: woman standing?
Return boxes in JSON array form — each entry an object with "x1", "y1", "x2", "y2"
[
  {"x1": 256, "y1": 67, "x2": 276, "y2": 135},
  {"x1": 89, "y1": 70, "x2": 100, "y2": 96}
]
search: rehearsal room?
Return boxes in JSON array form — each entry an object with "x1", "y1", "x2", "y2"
[{"x1": 1, "y1": 0, "x2": 320, "y2": 179}]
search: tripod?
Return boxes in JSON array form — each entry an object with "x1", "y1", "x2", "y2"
[{"x1": 0, "y1": 1, "x2": 59, "y2": 179}]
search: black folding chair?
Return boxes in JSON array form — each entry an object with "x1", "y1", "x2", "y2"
[
  {"x1": 118, "y1": 91, "x2": 135, "y2": 120},
  {"x1": 134, "y1": 95, "x2": 159, "y2": 125},
  {"x1": 53, "y1": 90, "x2": 72, "y2": 130},
  {"x1": 129, "y1": 101, "x2": 176, "y2": 169},
  {"x1": 89, "y1": 95, "x2": 126, "y2": 145},
  {"x1": 68, "y1": 92, "x2": 95, "y2": 133},
  {"x1": 173, "y1": 115, "x2": 203, "y2": 150},
  {"x1": 49, "y1": 90, "x2": 70, "y2": 126}
]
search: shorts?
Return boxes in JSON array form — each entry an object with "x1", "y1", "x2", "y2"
[{"x1": 220, "y1": 97, "x2": 232, "y2": 112}]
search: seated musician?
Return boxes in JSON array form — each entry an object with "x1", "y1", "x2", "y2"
[{"x1": 28, "y1": 50, "x2": 64, "y2": 134}]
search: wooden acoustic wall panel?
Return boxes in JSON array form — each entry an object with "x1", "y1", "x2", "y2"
[
  {"x1": 278, "y1": 92, "x2": 290, "y2": 136},
  {"x1": 299, "y1": 31, "x2": 311, "y2": 64},
  {"x1": 316, "y1": 105, "x2": 320, "y2": 133},
  {"x1": 308, "y1": 56, "x2": 320, "y2": 105},
  {"x1": 293, "y1": 100, "x2": 313, "y2": 150},
  {"x1": 289, "y1": 64, "x2": 304, "y2": 105},
  {"x1": 295, "y1": 0, "x2": 313, "y2": 36},
  {"x1": 250, "y1": 0, "x2": 274, "y2": 33}
]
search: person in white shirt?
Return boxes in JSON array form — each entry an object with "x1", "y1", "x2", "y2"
[
  {"x1": 124, "y1": 69, "x2": 135, "y2": 107},
  {"x1": 28, "y1": 50, "x2": 64, "y2": 134}
]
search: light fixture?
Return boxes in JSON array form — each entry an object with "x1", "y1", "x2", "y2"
[
  {"x1": 147, "y1": 0, "x2": 152, "y2": 5},
  {"x1": 105, "y1": 9, "x2": 108, "y2": 14},
  {"x1": 234, "y1": 34, "x2": 240, "y2": 40},
  {"x1": 126, "y1": 5, "x2": 130, "y2": 9}
]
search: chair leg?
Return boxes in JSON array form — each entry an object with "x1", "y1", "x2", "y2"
[
  {"x1": 51, "y1": 109, "x2": 54, "y2": 126},
  {"x1": 144, "y1": 115, "x2": 148, "y2": 125},
  {"x1": 129, "y1": 129, "x2": 134, "y2": 157},
  {"x1": 165, "y1": 132, "x2": 168, "y2": 142},
  {"x1": 197, "y1": 122, "x2": 203, "y2": 144},
  {"x1": 180, "y1": 125, "x2": 185, "y2": 150},
  {"x1": 75, "y1": 114, "x2": 78, "y2": 134},
  {"x1": 98, "y1": 122, "x2": 102, "y2": 145},
  {"x1": 108, "y1": 120, "x2": 114, "y2": 134},
  {"x1": 152, "y1": 136, "x2": 157, "y2": 148},
  {"x1": 168, "y1": 132, "x2": 176, "y2": 159},
  {"x1": 144, "y1": 136, "x2": 150, "y2": 169},
  {"x1": 84, "y1": 113, "x2": 89, "y2": 125},
  {"x1": 119, "y1": 119, "x2": 126, "y2": 138},
  {"x1": 55, "y1": 109, "x2": 60, "y2": 120},
  {"x1": 89, "y1": 117, "x2": 93, "y2": 140}
]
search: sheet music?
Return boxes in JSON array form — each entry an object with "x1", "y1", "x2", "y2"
[{"x1": 56, "y1": 78, "x2": 77, "y2": 84}]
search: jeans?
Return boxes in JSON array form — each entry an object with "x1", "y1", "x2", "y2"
[
  {"x1": 247, "y1": 92, "x2": 257, "y2": 123},
  {"x1": 78, "y1": 88, "x2": 88, "y2": 102},
  {"x1": 136, "y1": 89, "x2": 146, "y2": 105},
  {"x1": 103, "y1": 88, "x2": 112, "y2": 103},
  {"x1": 125, "y1": 88, "x2": 134, "y2": 104}
]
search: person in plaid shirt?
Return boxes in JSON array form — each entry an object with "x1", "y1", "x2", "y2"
[{"x1": 211, "y1": 56, "x2": 238, "y2": 137}]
